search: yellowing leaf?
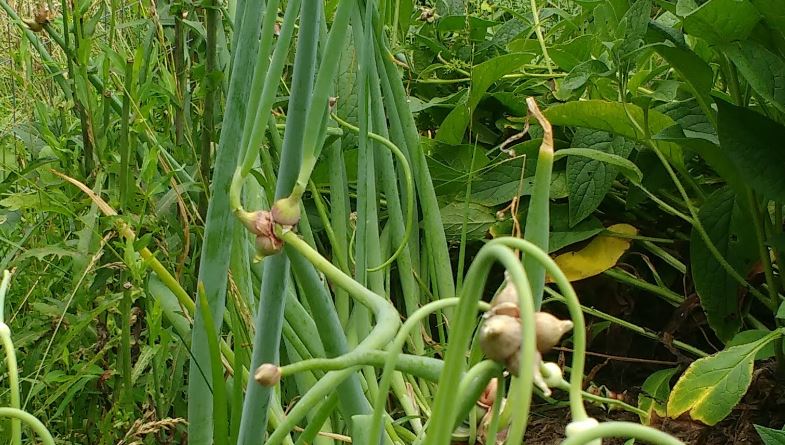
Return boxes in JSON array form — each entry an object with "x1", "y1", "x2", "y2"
[
  {"x1": 667, "y1": 332, "x2": 780, "y2": 425},
  {"x1": 547, "y1": 223, "x2": 637, "y2": 283}
]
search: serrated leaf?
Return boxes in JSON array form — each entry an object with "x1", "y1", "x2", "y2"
[
  {"x1": 723, "y1": 40, "x2": 785, "y2": 115},
  {"x1": 681, "y1": 0, "x2": 761, "y2": 45},
  {"x1": 16, "y1": 246, "x2": 80, "y2": 261},
  {"x1": 638, "y1": 367, "x2": 679, "y2": 423},
  {"x1": 544, "y1": 100, "x2": 683, "y2": 165},
  {"x1": 690, "y1": 187, "x2": 757, "y2": 342},
  {"x1": 667, "y1": 332, "x2": 780, "y2": 425},
  {"x1": 717, "y1": 100, "x2": 785, "y2": 203},
  {"x1": 548, "y1": 223, "x2": 638, "y2": 282}
]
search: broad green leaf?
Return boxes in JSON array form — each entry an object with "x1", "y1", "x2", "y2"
[
  {"x1": 667, "y1": 331, "x2": 780, "y2": 425},
  {"x1": 681, "y1": 0, "x2": 761, "y2": 45},
  {"x1": 548, "y1": 204, "x2": 605, "y2": 252},
  {"x1": 561, "y1": 59, "x2": 613, "y2": 91},
  {"x1": 750, "y1": 0, "x2": 785, "y2": 40},
  {"x1": 638, "y1": 367, "x2": 679, "y2": 423},
  {"x1": 548, "y1": 223, "x2": 638, "y2": 283},
  {"x1": 653, "y1": 126, "x2": 744, "y2": 193},
  {"x1": 655, "y1": 98, "x2": 716, "y2": 143},
  {"x1": 778, "y1": 301, "x2": 785, "y2": 319},
  {"x1": 727, "y1": 330, "x2": 777, "y2": 360},
  {"x1": 440, "y1": 202, "x2": 496, "y2": 240},
  {"x1": 717, "y1": 100, "x2": 785, "y2": 203},
  {"x1": 755, "y1": 425, "x2": 785, "y2": 445},
  {"x1": 723, "y1": 40, "x2": 785, "y2": 115},
  {"x1": 690, "y1": 187, "x2": 757, "y2": 342},
  {"x1": 559, "y1": 129, "x2": 638, "y2": 226},
  {"x1": 654, "y1": 43, "x2": 715, "y2": 121},
  {"x1": 549, "y1": 34, "x2": 595, "y2": 71},
  {"x1": 544, "y1": 100, "x2": 683, "y2": 165},
  {"x1": 615, "y1": 0, "x2": 652, "y2": 56},
  {"x1": 558, "y1": 148, "x2": 642, "y2": 182},
  {"x1": 436, "y1": 53, "x2": 531, "y2": 144}
]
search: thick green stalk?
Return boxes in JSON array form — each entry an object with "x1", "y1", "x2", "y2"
[
  {"x1": 187, "y1": 0, "x2": 267, "y2": 439},
  {"x1": 368, "y1": 298, "x2": 491, "y2": 443},
  {"x1": 237, "y1": 2, "x2": 320, "y2": 441},
  {"x1": 237, "y1": 0, "x2": 286, "y2": 172},
  {"x1": 560, "y1": 422, "x2": 684, "y2": 445},
  {"x1": 278, "y1": 350, "x2": 445, "y2": 382},
  {"x1": 0, "y1": 326, "x2": 20, "y2": 444},
  {"x1": 0, "y1": 408, "x2": 54, "y2": 445},
  {"x1": 522, "y1": 98, "x2": 554, "y2": 309},
  {"x1": 331, "y1": 114, "x2": 415, "y2": 273},
  {"x1": 265, "y1": 232, "x2": 401, "y2": 444},
  {"x1": 424, "y1": 244, "x2": 537, "y2": 445},
  {"x1": 293, "y1": 393, "x2": 339, "y2": 445},
  {"x1": 229, "y1": 0, "x2": 300, "y2": 211},
  {"x1": 378, "y1": 41, "x2": 455, "y2": 301},
  {"x1": 327, "y1": 138, "x2": 352, "y2": 325},
  {"x1": 287, "y1": 248, "x2": 373, "y2": 421},
  {"x1": 290, "y1": 0, "x2": 354, "y2": 198},
  {"x1": 198, "y1": 284, "x2": 229, "y2": 445},
  {"x1": 1, "y1": 272, "x2": 20, "y2": 445}
]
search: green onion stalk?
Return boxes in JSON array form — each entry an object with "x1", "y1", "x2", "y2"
[
  {"x1": 235, "y1": 1, "x2": 320, "y2": 442},
  {"x1": 282, "y1": 0, "x2": 355, "y2": 206},
  {"x1": 422, "y1": 243, "x2": 539, "y2": 445},
  {"x1": 258, "y1": 231, "x2": 401, "y2": 444},
  {"x1": 521, "y1": 98, "x2": 554, "y2": 309},
  {"x1": 186, "y1": 0, "x2": 272, "y2": 437},
  {"x1": 229, "y1": 0, "x2": 300, "y2": 214},
  {"x1": 377, "y1": 37, "x2": 456, "y2": 302},
  {"x1": 367, "y1": 298, "x2": 493, "y2": 444}
]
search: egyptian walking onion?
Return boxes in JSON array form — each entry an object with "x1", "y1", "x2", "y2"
[{"x1": 479, "y1": 277, "x2": 573, "y2": 395}]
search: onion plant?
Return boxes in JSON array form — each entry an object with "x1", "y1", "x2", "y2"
[{"x1": 2, "y1": 0, "x2": 696, "y2": 444}]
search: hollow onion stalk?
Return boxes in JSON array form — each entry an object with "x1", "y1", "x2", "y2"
[
  {"x1": 521, "y1": 98, "x2": 554, "y2": 309},
  {"x1": 236, "y1": 2, "x2": 320, "y2": 442},
  {"x1": 186, "y1": 0, "x2": 267, "y2": 437}
]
